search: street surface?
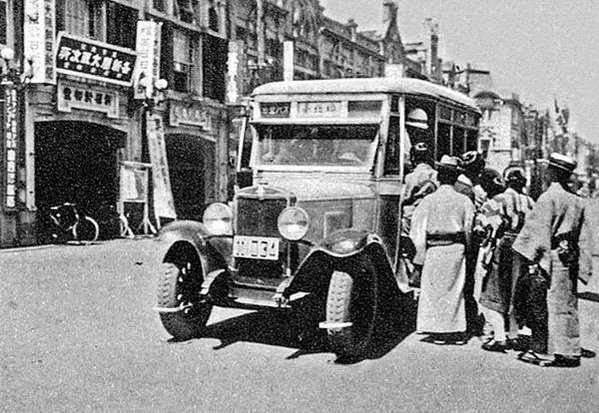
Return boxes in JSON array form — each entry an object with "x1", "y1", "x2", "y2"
[{"x1": 2, "y1": 198, "x2": 599, "y2": 412}]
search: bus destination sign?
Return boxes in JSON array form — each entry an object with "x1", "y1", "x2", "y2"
[
  {"x1": 297, "y1": 101, "x2": 343, "y2": 118},
  {"x1": 260, "y1": 102, "x2": 290, "y2": 118}
]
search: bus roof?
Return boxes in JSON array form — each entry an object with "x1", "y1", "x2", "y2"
[{"x1": 252, "y1": 77, "x2": 480, "y2": 112}]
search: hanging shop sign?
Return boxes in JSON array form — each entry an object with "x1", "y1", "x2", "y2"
[
  {"x1": 169, "y1": 101, "x2": 212, "y2": 131},
  {"x1": 57, "y1": 81, "x2": 119, "y2": 118},
  {"x1": 120, "y1": 162, "x2": 149, "y2": 203},
  {"x1": 3, "y1": 87, "x2": 19, "y2": 210},
  {"x1": 146, "y1": 112, "x2": 177, "y2": 221},
  {"x1": 55, "y1": 32, "x2": 136, "y2": 86},
  {"x1": 24, "y1": 0, "x2": 56, "y2": 84},
  {"x1": 133, "y1": 21, "x2": 162, "y2": 100}
]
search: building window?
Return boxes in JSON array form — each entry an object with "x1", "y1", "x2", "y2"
[
  {"x1": 57, "y1": 0, "x2": 105, "y2": 40},
  {"x1": 175, "y1": 0, "x2": 195, "y2": 23},
  {"x1": 106, "y1": 3, "x2": 137, "y2": 49},
  {"x1": 173, "y1": 29, "x2": 195, "y2": 93},
  {"x1": 153, "y1": 0, "x2": 166, "y2": 12},
  {"x1": 208, "y1": 1, "x2": 219, "y2": 32},
  {"x1": 0, "y1": 0, "x2": 6, "y2": 45},
  {"x1": 56, "y1": 0, "x2": 136, "y2": 49},
  {"x1": 203, "y1": 34, "x2": 227, "y2": 102}
]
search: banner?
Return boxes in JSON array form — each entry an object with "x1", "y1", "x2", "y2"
[
  {"x1": 146, "y1": 112, "x2": 177, "y2": 220},
  {"x1": 3, "y1": 87, "x2": 19, "y2": 209},
  {"x1": 134, "y1": 21, "x2": 162, "y2": 99},
  {"x1": 24, "y1": 0, "x2": 56, "y2": 84},
  {"x1": 120, "y1": 162, "x2": 150, "y2": 203}
]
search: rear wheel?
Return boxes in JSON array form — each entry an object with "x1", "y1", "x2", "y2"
[
  {"x1": 325, "y1": 266, "x2": 378, "y2": 358},
  {"x1": 157, "y1": 247, "x2": 212, "y2": 340},
  {"x1": 73, "y1": 216, "x2": 99, "y2": 242}
]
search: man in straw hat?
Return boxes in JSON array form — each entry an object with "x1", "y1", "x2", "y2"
[
  {"x1": 512, "y1": 153, "x2": 593, "y2": 367},
  {"x1": 410, "y1": 155, "x2": 475, "y2": 344}
]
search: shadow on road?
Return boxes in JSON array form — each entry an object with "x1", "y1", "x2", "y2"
[{"x1": 193, "y1": 294, "x2": 417, "y2": 364}]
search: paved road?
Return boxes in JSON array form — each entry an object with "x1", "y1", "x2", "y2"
[{"x1": 1, "y1": 211, "x2": 599, "y2": 412}]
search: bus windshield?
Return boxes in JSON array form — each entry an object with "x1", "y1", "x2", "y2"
[{"x1": 253, "y1": 124, "x2": 379, "y2": 168}]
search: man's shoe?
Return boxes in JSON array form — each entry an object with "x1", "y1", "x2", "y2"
[
  {"x1": 482, "y1": 339, "x2": 508, "y2": 353},
  {"x1": 517, "y1": 350, "x2": 553, "y2": 366},
  {"x1": 507, "y1": 336, "x2": 531, "y2": 352},
  {"x1": 540, "y1": 355, "x2": 580, "y2": 368},
  {"x1": 581, "y1": 348, "x2": 596, "y2": 358}
]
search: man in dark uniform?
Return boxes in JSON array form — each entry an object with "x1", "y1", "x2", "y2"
[
  {"x1": 456, "y1": 151, "x2": 487, "y2": 336},
  {"x1": 513, "y1": 153, "x2": 593, "y2": 367}
]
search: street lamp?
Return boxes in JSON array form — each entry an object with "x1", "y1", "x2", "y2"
[
  {"x1": 137, "y1": 72, "x2": 168, "y2": 108},
  {"x1": 1, "y1": 47, "x2": 33, "y2": 86}
]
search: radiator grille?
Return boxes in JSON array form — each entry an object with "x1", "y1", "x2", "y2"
[{"x1": 235, "y1": 196, "x2": 288, "y2": 236}]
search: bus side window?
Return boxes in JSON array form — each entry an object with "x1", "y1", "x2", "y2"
[
  {"x1": 384, "y1": 115, "x2": 400, "y2": 175},
  {"x1": 437, "y1": 123, "x2": 451, "y2": 160}
]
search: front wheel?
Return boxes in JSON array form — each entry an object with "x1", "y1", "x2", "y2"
[
  {"x1": 73, "y1": 216, "x2": 99, "y2": 242},
  {"x1": 325, "y1": 266, "x2": 378, "y2": 358},
  {"x1": 157, "y1": 254, "x2": 212, "y2": 340}
]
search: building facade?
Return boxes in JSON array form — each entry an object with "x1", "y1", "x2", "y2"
[
  {"x1": 0, "y1": 0, "x2": 447, "y2": 247},
  {"x1": 1, "y1": 0, "x2": 230, "y2": 247},
  {"x1": 474, "y1": 89, "x2": 525, "y2": 174}
]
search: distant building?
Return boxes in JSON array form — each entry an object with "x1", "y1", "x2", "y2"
[{"x1": 474, "y1": 90, "x2": 525, "y2": 174}]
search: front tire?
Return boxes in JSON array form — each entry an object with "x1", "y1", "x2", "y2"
[
  {"x1": 325, "y1": 266, "x2": 378, "y2": 358},
  {"x1": 157, "y1": 250, "x2": 212, "y2": 340}
]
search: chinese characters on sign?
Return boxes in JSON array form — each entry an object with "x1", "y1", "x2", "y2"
[
  {"x1": 57, "y1": 81, "x2": 119, "y2": 118},
  {"x1": 297, "y1": 101, "x2": 344, "y2": 118},
  {"x1": 55, "y1": 33, "x2": 136, "y2": 86},
  {"x1": 259, "y1": 102, "x2": 290, "y2": 118},
  {"x1": 24, "y1": 0, "x2": 56, "y2": 84},
  {"x1": 169, "y1": 102, "x2": 212, "y2": 131},
  {"x1": 3, "y1": 87, "x2": 19, "y2": 209},
  {"x1": 134, "y1": 21, "x2": 162, "y2": 99}
]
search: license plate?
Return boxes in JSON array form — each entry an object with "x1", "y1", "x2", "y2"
[{"x1": 233, "y1": 236, "x2": 280, "y2": 260}]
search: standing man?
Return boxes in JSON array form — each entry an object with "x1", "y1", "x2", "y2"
[
  {"x1": 456, "y1": 150, "x2": 487, "y2": 336},
  {"x1": 410, "y1": 155, "x2": 475, "y2": 344},
  {"x1": 402, "y1": 142, "x2": 439, "y2": 235},
  {"x1": 478, "y1": 169, "x2": 534, "y2": 352},
  {"x1": 513, "y1": 153, "x2": 593, "y2": 367},
  {"x1": 456, "y1": 151, "x2": 486, "y2": 206},
  {"x1": 399, "y1": 142, "x2": 438, "y2": 288}
]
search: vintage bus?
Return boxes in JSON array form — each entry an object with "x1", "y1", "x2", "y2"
[{"x1": 154, "y1": 78, "x2": 481, "y2": 359}]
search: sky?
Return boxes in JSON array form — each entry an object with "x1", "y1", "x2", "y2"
[{"x1": 321, "y1": 0, "x2": 599, "y2": 144}]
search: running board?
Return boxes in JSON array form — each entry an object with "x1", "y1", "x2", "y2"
[
  {"x1": 318, "y1": 321, "x2": 353, "y2": 329},
  {"x1": 152, "y1": 304, "x2": 193, "y2": 313}
]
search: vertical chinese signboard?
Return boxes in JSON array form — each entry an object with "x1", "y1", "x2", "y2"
[
  {"x1": 146, "y1": 112, "x2": 177, "y2": 224},
  {"x1": 134, "y1": 21, "x2": 162, "y2": 99},
  {"x1": 24, "y1": 0, "x2": 56, "y2": 84},
  {"x1": 3, "y1": 87, "x2": 19, "y2": 209}
]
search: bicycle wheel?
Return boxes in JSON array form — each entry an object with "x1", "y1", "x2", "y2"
[{"x1": 74, "y1": 216, "x2": 99, "y2": 243}]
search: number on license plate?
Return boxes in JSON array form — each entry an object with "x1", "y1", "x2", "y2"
[{"x1": 233, "y1": 236, "x2": 280, "y2": 260}]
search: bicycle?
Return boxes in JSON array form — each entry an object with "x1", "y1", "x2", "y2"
[{"x1": 47, "y1": 202, "x2": 100, "y2": 244}]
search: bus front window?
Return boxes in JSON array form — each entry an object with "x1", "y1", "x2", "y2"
[{"x1": 254, "y1": 124, "x2": 378, "y2": 168}]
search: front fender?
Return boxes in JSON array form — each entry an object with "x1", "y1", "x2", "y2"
[
  {"x1": 157, "y1": 220, "x2": 231, "y2": 275},
  {"x1": 286, "y1": 229, "x2": 398, "y2": 298}
]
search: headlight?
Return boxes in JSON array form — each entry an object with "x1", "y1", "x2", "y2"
[
  {"x1": 203, "y1": 203, "x2": 232, "y2": 235},
  {"x1": 278, "y1": 206, "x2": 309, "y2": 241}
]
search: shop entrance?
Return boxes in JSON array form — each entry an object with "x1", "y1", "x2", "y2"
[
  {"x1": 166, "y1": 134, "x2": 212, "y2": 220},
  {"x1": 35, "y1": 121, "x2": 125, "y2": 240}
]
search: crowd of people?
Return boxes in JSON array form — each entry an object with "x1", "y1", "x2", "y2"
[{"x1": 400, "y1": 141, "x2": 594, "y2": 368}]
